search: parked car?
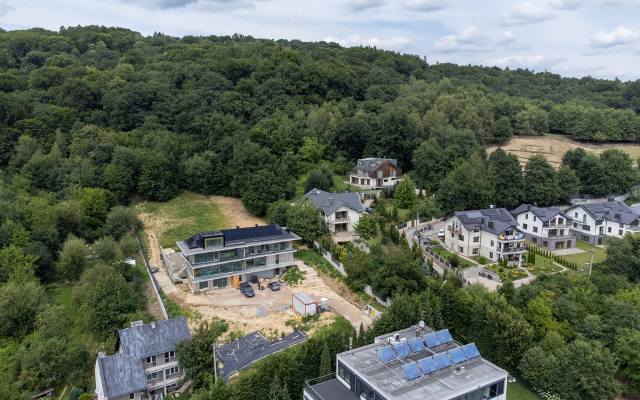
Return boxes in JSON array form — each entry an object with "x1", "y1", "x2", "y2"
[
  {"x1": 239, "y1": 282, "x2": 255, "y2": 297},
  {"x1": 267, "y1": 281, "x2": 281, "y2": 291},
  {"x1": 437, "y1": 229, "x2": 445, "y2": 238}
]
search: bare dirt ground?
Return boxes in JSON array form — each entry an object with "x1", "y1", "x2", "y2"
[
  {"x1": 488, "y1": 134, "x2": 640, "y2": 168},
  {"x1": 211, "y1": 196, "x2": 265, "y2": 228}
]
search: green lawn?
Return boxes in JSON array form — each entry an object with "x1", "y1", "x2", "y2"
[
  {"x1": 525, "y1": 254, "x2": 564, "y2": 276},
  {"x1": 135, "y1": 192, "x2": 227, "y2": 248},
  {"x1": 486, "y1": 264, "x2": 529, "y2": 281},
  {"x1": 295, "y1": 248, "x2": 344, "y2": 279},
  {"x1": 563, "y1": 240, "x2": 607, "y2": 266},
  {"x1": 508, "y1": 382, "x2": 539, "y2": 400}
]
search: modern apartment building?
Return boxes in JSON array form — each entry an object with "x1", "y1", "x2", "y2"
[
  {"x1": 566, "y1": 201, "x2": 640, "y2": 245},
  {"x1": 444, "y1": 208, "x2": 525, "y2": 266},
  {"x1": 304, "y1": 324, "x2": 508, "y2": 400},
  {"x1": 95, "y1": 318, "x2": 191, "y2": 400},
  {"x1": 349, "y1": 158, "x2": 401, "y2": 189},
  {"x1": 510, "y1": 204, "x2": 576, "y2": 250},
  {"x1": 303, "y1": 188, "x2": 367, "y2": 243},
  {"x1": 176, "y1": 224, "x2": 300, "y2": 291}
]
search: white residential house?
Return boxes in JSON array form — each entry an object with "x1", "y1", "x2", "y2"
[
  {"x1": 95, "y1": 318, "x2": 191, "y2": 400},
  {"x1": 444, "y1": 208, "x2": 525, "y2": 266},
  {"x1": 303, "y1": 188, "x2": 367, "y2": 243},
  {"x1": 510, "y1": 204, "x2": 576, "y2": 250},
  {"x1": 566, "y1": 201, "x2": 640, "y2": 245},
  {"x1": 349, "y1": 158, "x2": 401, "y2": 189}
]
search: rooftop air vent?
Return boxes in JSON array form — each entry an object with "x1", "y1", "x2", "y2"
[{"x1": 131, "y1": 320, "x2": 144, "y2": 327}]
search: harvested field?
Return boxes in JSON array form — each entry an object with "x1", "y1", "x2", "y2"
[{"x1": 488, "y1": 134, "x2": 640, "y2": 168}]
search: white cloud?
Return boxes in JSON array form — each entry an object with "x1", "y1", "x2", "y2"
[
  {"x1": 486, "y1": 55, "x2": 566, "y2": 70},
  {"x1": 121, "y1": 0, "x2": 258, "y2": 10},
  {"x1": 501, "y1": 3, "x2": 554, "y2": 26},
  {"x1": 434, "y1": 27, "x2": 529, "y2": 53},
  {"x1": 403, "y1": 0, "x2": 455, "y2": 12},
  {"x1": 547, "y1": 0, "x2": 582, "y2": 10},
  {"x1": 590, "y1": 26, "x2": 640, "y2": 48},
  {"x1": 324, "y1": 34, "x2": 411, "y2": 50},
  {"x1": 344, "y1": 0, "x2": 384, "y2": 11}
]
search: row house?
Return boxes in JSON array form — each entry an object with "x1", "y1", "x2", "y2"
[
  {"x1": 566, "y1": 201, "x2": 640, "y2": 245},
  {"x1": 510, "y1": 204, "x2": 576, "y2": 250}
]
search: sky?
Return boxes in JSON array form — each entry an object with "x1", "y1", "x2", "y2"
[{"x1": 1, "y1": 0, "x2": 640, "y2": 80}]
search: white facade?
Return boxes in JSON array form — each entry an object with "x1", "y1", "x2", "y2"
[
  {"x1": 349, "y1": 171, "x2": 399, "y2": 189},
  {"x1": 444, "y1": 215, "x2": 525, "y2": 266},
  {"x1": 567, "y1": 204, "x2": 640, "y2": 245},
  {"x1": 513, "y1": 210, "x2": 575, "y2": 250},
  {"x1": 325, "y1": 205, "x2": 364, "y2": 243}
]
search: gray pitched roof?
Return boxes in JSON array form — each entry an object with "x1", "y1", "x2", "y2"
[
  {"x1": 355, "y1": 158, "x2": 398, "y2": 173},
  {"x1": 118, "y1": 317, "x2": 192, "y2": 358},
  {"x1": 303, "y1": 188, "x2": 366, "y2": 216},
  {"x1": 580, "y1": 201, "x2": 640, "y2": 225},
  {"x1": 97, "y1": 353, "x2": 146, "y2": 398},
  {"x1": 454, "y1": 208, "x2": 519, "y2": 235},
  {"x1": 510, "y1": 204, "x2": 569, "y2": 222},
  {"x1": 181, "y1": 224, "x2": 298, "y2": 250}
]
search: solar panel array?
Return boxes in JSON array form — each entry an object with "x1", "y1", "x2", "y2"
[
  {"x1": 377, "y1": 329, "x2": 456, "y2": 364},
  {"x1": 399, "y1": 342, "x2": 482, "y2": 381}
]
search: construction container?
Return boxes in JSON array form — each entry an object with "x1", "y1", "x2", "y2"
[{"x1": 292, "y1": 292, "x2": 316, "y2": 316}]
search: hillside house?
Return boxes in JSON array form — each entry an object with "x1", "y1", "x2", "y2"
[
  {"x1": 510, "y1": 204, "x2": 576, "y2": 250},
  {"x1": 566, "y1": 201, "x2": 640, "y2": 245},
  {"x1": 303, "y1": 188, "x2": 367, "y2": 243},
  {"x1": 349, "y1": 158, "x2": 401, "y2": 189},
  {"x1": 95, "y1": 318, "x2": 191, "y2": 400},
  {"x1": 444, "y1": 208, "x2": 525, "y2": 266},
  {"x1": 177, "y1": 224, "x2": 300, "y2": 291}
]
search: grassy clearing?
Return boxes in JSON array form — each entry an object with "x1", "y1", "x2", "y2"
[
  {"x1": 525, "y1": 255, "x2": 564, "y2": 276},
  {"x1": 563, "y1": 240, "x2": 607, "y2": 266},
  {"x1": 136, "y1": 192, "x2": 226, "y2": 248},
  {"x1": 295, "y1": 248, "x2": 344, "y2": 280},
  {"x1": 508, "y1": 382, "x2": 540, "y2": 400},
  {"x1": 283, "y1": 265, "x2": 306, "y2": 286}
]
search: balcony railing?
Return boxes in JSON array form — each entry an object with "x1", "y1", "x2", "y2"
[
  {"x1": 498, "y1": 247, "x2": 526, "y2": 254},
  {"x1": 304, "y1": 374, "x2": 337, "y2": 400},
  {"x1": 497, "y1": 233, "x2": 525, "y2": 241}
]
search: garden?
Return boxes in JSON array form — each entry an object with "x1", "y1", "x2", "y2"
[{"x1": 486, "y1": 263, "x2": 530, "y2": 281}]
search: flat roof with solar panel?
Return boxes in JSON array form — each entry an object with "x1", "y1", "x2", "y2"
[{"x1": 334, "y1": 324, "x2": 508, "y2": 400}]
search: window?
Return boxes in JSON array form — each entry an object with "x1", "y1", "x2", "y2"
[
  {"x1": 619, "y1": 229, "x2": 623, "y2": 236},
  {"x1": 532, "y1": 237, "x2": 537, "y2": 244},
  {"x1": 533, "y1": 227, "x2": 538, "y2": 233},
  {"x1": 166, "y1": 365, "x2": 180, "y2": 377},
  {"x1": 146, "y1": 355, "x2": 156, "y2": 366},
  {"x1": 525, "y1": 213, "x2": 528, "y2": 220},
  {"x1": 164, "y1": 350, "x2": 175, "y2": 363},
  {"x1": 472, "y1": 248, "x2": 479, "y2": 255},
  {"x1": 458, "y1": 246, "x2": 463, "y2": 253},
  {"x1": 130, "y1": 395, "x2": 135, "y2": 400},
  {"x1": 608, "y1": 227, "x2": 612, "y2": 233},
  {"x1": 543, "y1": 241, "x2": 548, "y2": 247},
  {"x1": 575, "y1": 212, "x2": 578, "y2": 217},
  {"x1": 583, "y1": 224, "x2": 590, "y2": 231},
  {"x1": 146, "y1": 372, "x2": 158, "y2": 382},
  {"x1": 458, "y1": 234, "x2": 464, "y2": 241},
  {"x1": 573, "y1": 222, "x2": 577, "y2": 228},
  {"x1": 523, "y1": 223, "x2": 528, "y2": 230},
  {"x1": 533, "y1": 216, "x2": 537, "y2": 221},
  {"x1": 204, "y1": 237, "x2": 223, "y2": 249},
  {"x1": 490, "y1": 240, "x2": 494, "y2": 246},
  {"x1": 473, "y1": 236, "x2": 479, "y2": 243},
  {"x1": 198, "y1": 281, "x2": 209, "y2": 290},
  {"x1": 489, "y1": 252, "x2": 493, "y2": 259}
]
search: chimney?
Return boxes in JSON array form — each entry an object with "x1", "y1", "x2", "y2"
[
  {"x1": 131, "y1": 320, "x2": 143, "y2": 327},
  {"x1": 236, "y1": 225, "x2": 240, "y2": 229},
  {"x1": 151, "y1": 322, "x2": 156, "y2": 329},
  {"x1": 98, "y1": 351, "x2": 106, "y2": 358}
]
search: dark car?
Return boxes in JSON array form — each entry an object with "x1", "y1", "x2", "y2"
[
  {"x1": 239, "y1": 282, "x2": 255, "y2": 297},
  {"x1": 267, "y1": 281, "x2": 281, "y2": 291}
]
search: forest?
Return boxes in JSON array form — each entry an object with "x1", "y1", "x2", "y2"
[{"x1": 0, "y1": 25, "x2": 639, "y2": 399}]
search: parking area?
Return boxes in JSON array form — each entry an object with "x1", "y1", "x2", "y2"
[{"x1": 155, "y1": 260, "x2": 372, "y2": 335}]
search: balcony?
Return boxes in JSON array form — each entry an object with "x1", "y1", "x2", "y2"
[
  {"x1": 545, "y1": 222, "x2": 573, "y2": 229},
  {"x1": 497, "y1": 246, "x2": 526, "y2": 254},
  {"x1": 497, "y1": 232, "x2": 525, "y2": 242}
]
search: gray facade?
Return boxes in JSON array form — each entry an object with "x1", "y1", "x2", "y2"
[{"x1": 176, "y1": 224, "x2": 300, "y2": 291}]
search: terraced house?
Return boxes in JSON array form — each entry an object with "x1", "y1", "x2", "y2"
[
  {"x1": 177, "y1": 224, "x2": 300, "y2": 291},
  {"x1": 95, "y1": 318, "x2": 191, "y2": 400},
  {"x1": 510, "y1": 204, "x2": 576, "y2": 250},
  {"x1": 444, "y1": 208, "x2": 526, "y2": 266},
  {"x1": 566, "y1": 201, "x2": 640, "y2": 245}
]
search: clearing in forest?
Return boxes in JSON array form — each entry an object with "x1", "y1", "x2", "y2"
[{"x1": 487, "y1": 134, "x2": 640, "y2": 168}]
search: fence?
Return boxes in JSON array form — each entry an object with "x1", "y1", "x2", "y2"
[
  {"x1": 135, "y1": 231, "x2": 168, "y2": 320},
  {"x1": 425, "y1": 249, "x2": 501, "y2": 285},
  {"x1": 312, "y1": 241, "x2": 347, "y2": 276},
  {"x1": 364, "y1": 285, "x2": 392, "y2": 307}
]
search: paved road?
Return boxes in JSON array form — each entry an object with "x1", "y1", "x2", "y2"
[{"x1": 403, "y1": 219, "x2": 447, "y2": 245}]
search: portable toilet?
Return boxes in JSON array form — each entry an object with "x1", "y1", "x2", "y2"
[{"x1": 292, "y1": 292, "x2": 316, "y2": 316}]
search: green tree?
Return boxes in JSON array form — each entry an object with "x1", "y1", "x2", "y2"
[
  {"x1": 268, "y1": 375, "x2": 291, "y2": 400},
  {"x1": 319, "y1": 341, "x2": 332, "y2": 376},
  {"x1": 56, "y1": 235, "x2": 89, "y2": 281},
  {"x1": 182, "y1": 151, "x2": 227, "y2": 195},
  {"x1": 394, "y1": 176, "x2": 417, "y2": 209},
  {"x1": 138, "y1": 153, "x2": 178, "y2": 201},
  {"x1": 354, "y1": 214, "x2": 376, "y2": 240},
  {"x1": 436, "y1": 154, "x2": 495, "y2": 214},
  {"x1": 267, "y1": 200, "x2": 291, "y2": 226},
  {"x1": 557, "y1": 165, "x2": 581, "y2": 202},
  {"x1": 304, "y1": 165, "x2": 334, "y2": 194},
  {"x1": 0, "y1": 278, "x2": 44, "y2": 337},
  {"x1": 104, "y1": 206, "x2": 142, "y2": 240},
  {"x1": 286, "y1": 201, "x2": 329, "y2": 244},
  {"x1": 600, "y1": 149, "x2": 639, "y2": 195},
  {"x1": 343, "y1": 248, "x2": 372, "y2": 291},
  {"x1": 523, "y1": 155, "x2": 559, "y2": 206},
  {"x1": 489, "y1": 148, "x2": 523, "y2": 208},
  {"x1": 177, "y1": 319, "x2": 229, "y2": 389},
  {"x1": 614, "y1": 329, "x2": 640, "y2": 391},
  {"x1": 603, "y1": 235, "x2": 640, "y2": 282}
]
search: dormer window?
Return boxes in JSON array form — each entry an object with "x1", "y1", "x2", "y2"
[{"x1": 205, "y1": 237, "x2": 223, "y2": 249}]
